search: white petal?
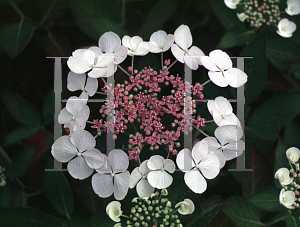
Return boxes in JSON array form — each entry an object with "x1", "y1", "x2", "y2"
[
  {"x1": 222, "y1": 113, "x2": 241, "y2": 127},
  {"x1": 67, "y1": 71, "x2": 86, "y2": 91},
  {"x1": 176, "y1": 148, "x2": 194, "y2": 172},
  {"x1": 208, "y1": 71, "x2": 229, "y2": 87},
  {"x1": 200, "y1": 56, "x2": 219, "y2": 72},
  {"x1": 134, "y1": 42, "x2": 150, "y2": 56},
  {"x1": 212, "y1": 111, "x2": 224, "y2": 126},
  {"x1": 130, "y1": 36, "x2": 143, "y2": 50},
  {"x1": 99, "y1": 31, "x2": 121, "y2": 53},
  {"x1": 92, "y1": 173, "x2": 114, "y2": 198},
  {"x1": 84, "y1": 76, "x2": 98, "y2": 97},
  {"x1": 82, "y1": 148, "x2": 104, "y2": 169},
  {"x1": 164, "y1": 159, "x2": 175, "y2": 173},
  {"x1": 88, "y1": 68, "x2": 107, "y2": 78},
  {"x1": 215, "y1": 125, "x2": 243, "y2": 145},
  {"x1": 58, "y1": 108, "x2": 72, "y2": 124},
  {"x1": 137, "y1": 178, "x2": 155, "y2": 198},
  {"x1": 89, "y1": 46, "x2": 103, "y2": 58},
  {"x1": 66, "y1": 96, "x2": 82, "y2": 116},
  {"x1": 201, "y1": 137, "x2": 221, "y2": 153},
  {"x1": 70, "y1": 130, "x2": 95, "y2": 152},
  {"x1": 199, "y1": 153, "x2": 220, "y2": 179},
  {"x1": 95, "y1": 53, "x2": 115, "y2": 67},
  {"x1": 174, "y1": 25, "x2": 192, "y2": 50},
  {"x1": 184, "y1": 170, "x2": 207, "y2": 194},
  {"x1": 149, "y1": 41, "x2": 162, "y2": 53},
  {"x1": 114, "y1": 171, "x2": 130, "y2": 200},
  {"x1": 192, "y1": 139, "x2": 208, "y2": 164},
  {"x1": 67, "y1": 156, "x2": 94, "y2": 179},
  {"x1": 79, "y1": 91, "x2": 88, "y2": 104},
  {"x1": 186, "y1": 46, "x2": 204, "y2": 65},
  {"x1": 209, "y1": 49, "x2": 232, "y2": 70},
  {"x1": 51, "y1": 136, "x2": 77, "y2": 162},
  {"x1": 215, "y1": 149, "x2": 226, "y2": 169},
  {"x1": 82, "y1": 49, "x2": 96, "y2": 66},
  {"x1": 95, "y1": 155, "x2": 112, "y2": 174},
  {"x1": 108, "y1": 149, "x2": 129, "y2": 173},
  {"x1": 207, "y1": 100, "x2": 218, "y2": 115},
  {"x1": 122, "y1": 35, "x2": 131, "y2": 49},
  {"x1": 214, "y1": 97, "x2": 233, "y2": 115},
  {"x1": 224, "y1": 68, "x2": 248, "y2": 88},
  {"x1": 150, "y1": 30, "x2": 167, "y2": 48},
  {"x1": 147, "y1": 170, "x2": 173, "y2": 189},
  {"x1": 184, "y1": 55, "x2": 199, "y2": 70},
  {"x1": 162, "y1": 34, "x2": 175, "y2": 52},
  {"x1": 129, "y1": 167, "x2": 142, "y2": 188},
  {"x1": 114, "y1": 45, "x2": 128, "y2": 64},
  {"x1": 223, "y1": 140, "x2": 245, "y2": 160},
  {"x1": 139, "y1": 160, "x2": 150, "y2": 176},
  {"x1": 67, "y1": 56, "x2": 91, "y2": 74},
  {"x1": 106, "y1": 201, "x2": 121, "y2": 215},
  {"x1": 171, "y1": 44, "x2": 185, "y2": 63},
  {"x1": 148, "y1": 155, "x2": 164, "y2": 170}
]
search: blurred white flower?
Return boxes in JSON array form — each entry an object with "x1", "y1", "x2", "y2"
[
  {"x1": 171, "y1": 24, "x2": 205, "y2": 70},
  {"x1": 92, "y1": 149, "x2": 130, "y2": 200},
  {"x1": 279, "y1": 188, "x2": 295, "y2": 209},
  {"x1": 224, "y1": 0, "x2": 240, "y2": 9},
  {"x1": 277, "y1": 18, "x2": 297, "y2": 38},
  {"x1": 122, "y1": 36, "x2": 149, "y2": 56},
  {"x1": 51, "y1": 130, "x2": 104, "y2": 179},
  {"x1": 286, "y1": 147, "x2": 300, "y2": 164},
  {"x1": 274, "y1": 168, "x2": 293, "y2": 187},
  {"x1": 106, "y1": 201, "x2": 122, "y2": 222},
  {"x1": 200, "y1": 49, "x2": 247, "y2": 87},
  {"x1": 129, "y1": 160, "x2": 155, "y2": 198},
  {"x1": 114, "y1": 224, "x2": 121, "y2": 227},
  {"x1": 147, "y1": 155, "x2": 175, "y2": 189},
  {"x1": 207, "y1": 96, "x2": 241, "y2": 126},
  {"x1": 176, "y1": 140, "x2": 220, "y2": 194},
  {"x1": 286, "y1": 0, "x2": 300, "y2": 16},
  {"x1": 149, "y1": 30, "x2": 175, "y2": 53},
  {"x1": 58, "y1": 96, "x2": 89, "y2": 134},
  {"x1": 237, "y1": 12, "x2": 248, "y2": 22},
  {"x1": 175, "y1": 199, "x2": 195, "y2": 215}
]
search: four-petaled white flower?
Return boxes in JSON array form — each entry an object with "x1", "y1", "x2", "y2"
[
  {"x1": 176, "y1": 140, "x2": 220, "y2": 194},
  {"x1": 224, "y1": 0, "x2": 240, "y2": 9},
  {"x1": 106, "y1": 201, "x2": 123, "y2": 222},
  {"x1": 58, "y1": 96, "x2": 89, "y2": 134},
  {"x1": 200, "y1": 49, "x2": 248, "y2": 88},
  {"x1": 277, "y1": 18, "x2": 297, "y2": 38},
  {"x1": 207, "y1": 96, "x2": 241, "y2": 127},
  {"x1": 274, "y1": 168, "x2": 293, "y2": 187},
  {"x1": 175, "y1": 199, "x2": 195, "y2": 215},
  {"x1": 149, "y1": 30, "x2": 175, "y2": 53},
  {"x1": 171, "y1": 25, "x2": 205, "y2": 70},
  {"x1": 279, "y1": 188, "x2": 295, "y2": 209},
  {"x1": 286, "y1": 0, "x2": 300, "y2": 16},
  {"x1": 67, "y1": 48, "x2": 114, "y2": 78},
  {"x1": 51, "y1": 130, "x2": 104, "y2": 179},
  {"x1": 122, "y1": 36, "x2": 149, "y2": 56},
  {"x1": 202, "y1": 125, "x2": 245, "y2": 169},
  {"x1": 147, "y1": 155, "x2": 175, "y2": 189},
  {"x1": 67, "y1": 72, "x2": 98, "y2": 102},
  {"x1": 286, "y1": 147, "x2": 300, "y2": 164},
  {"x1": 129, "y1": 160, "x2": 155, "y2": 198},
  {"x1": 92, "y1": 149, "x2": 130, "y2": 200}
]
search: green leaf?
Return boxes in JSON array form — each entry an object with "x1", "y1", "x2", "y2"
[
  {"x1": 90, "y1": 209, "x2": 115, "y2": 227},
  {"x1": 168, "y1": 183, "x2": 198, "y2": 207},
  {"x1": 0, "y1": 145, "x2": 12, "y2": 165},
  {"x1": 222, "y1": 196, "x2": 261, "y2": 227},
  {"x1": 289, "y1": 209, "x2": 300, "y2": 227},
  {"x1": 11, "y1": 147, "x2": 35, "y2": 180},
  {"x1": 37, "y1": 0, "x2": 68, "y2": 22},
  {"x1": 186, "y1": 195, "x2": 222, "y2": 227},
  {"x1": 0, "y1": 90, "x2": 42, "y2": 126},
  {"x1": 248, "y1": 187, "x2": 283, "y2": 212},
  {"x1": 43, "y1": 89, "x2": 54, "y2": 126},
  {"x1": 240, "y1": 31, "x2": 267, "y2": 105},
  {"x1": 264, "y1": 210, "x2": 290, "y2": 226},
  {"x1": 284, "y1": 120, "x2": 300, "y2": 148},
  {"x1": 0, "y1": 21, "x2": 33, "y2": 58},
  {"x1": 0, "y1": 182, "x2": 10, "y2": 208},
  {"x1": 219, "y1": 26, "x2": 254, "y2": 49},
  {"x1": 138, "y1": 0, "x2": 177, "y2": 39},
  {"x1": 246, "y1": 92, "x2": 300, "y2": 141},
  {"x1": 3, "y1": 125, "x2": 40, "y2": 146},
  {"x1": 267, "y1": 38, "x2": 300, "y2": 63},
  {"x1": 43, "y1": 158, "x2": 74, "y2": 219}
]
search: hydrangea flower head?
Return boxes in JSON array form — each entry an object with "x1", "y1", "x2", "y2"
[{"x1": 277, "y1": 18, "x2": 297, "y2": 38}]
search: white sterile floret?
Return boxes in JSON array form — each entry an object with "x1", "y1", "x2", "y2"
[
  {"x1": 176, "y1": 140, "x2": 220, "y2": 194},
  {"x1": 122, "y1": 35, "x2": 149, "y2": 56},
  {"x1": 201, "y1": 125, "x2": 245, "y2": 169},
  {"x1": 175, "y1": 199, "x2": 195, "y2": 215},
  {"x1": 147, "y1": 155, "x2": 175, "y2": 189},
  {"x1": 237, "y1": 12, "x2": 248, "y2": 22},
  {"x1": 51, "y1": 130, "x2": 104, "y2": 179},
  {"x1": 200, "y1": 49, "x2": 248, "y2": 88},
  {"x1": 286, "y1": 147, "x2": 300, "y2": 164},
  {"x1": 58, "y1": 96, "x2": 89, "y2": 134},
  {"x1": 106, "y1": 201, "x2": 123, "y2": 222},
  {"x1": 67, "y1": 48, "x2": 114, "y2": 78},
  {"x1": 277, "y1": 18, "x2": 297, "y2": 38},
  {"x1": 67, "y1": 72, "x2": 98, "y2": 102},
  {"x1": 149, "y1": 30, "x2": 175, "y2": 53},
  {"x1": 224, "y1": 0, "x2": 240, "y2": 9},
  {"x1": 274, "y1": 168, "x2": 293, "y2": 187},
  {"x1": 129, "y1": 160, "x2": 154, "y2": 198},
  {"x1": 92, "y1": 149, "x2": 130, "y2": 200},
  {"x1": 286, "y1": 0, "x2": 300, "y2": 16},
  {"x1": 171, "y1": 24, "x2": 205, "y2": 70},
  {"x1": 114, "y1": 224, "x2": 122, "y2": 227},
  {"x1": 207, "y1": 96, "x2": 241, "y2": 127},
  {"x1": 279, "y1": 188, "x2": 295, "y2": 209}
]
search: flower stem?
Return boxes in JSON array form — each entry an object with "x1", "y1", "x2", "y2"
[
  {"x1": 86, "y1": 120, "x2": 94, "y2": 124},
  {"x1": 131, "y1": 56, "x2": 134, "y2": 75},
  {"x1": 167, "y1": 59, "x2": 178, "y2": 71},
  {"x1": 161, "y1": 52, "x2": 164, "y2": 70},
  {"x1": 117, "y1": 64, "x2": 131, "y2": 77},
  {"x1": 201, "y1": 79, "x2": 211, "y2": 87},
  {"x1": 193, "y1": 125, "x2": 210, "y2": 137}
]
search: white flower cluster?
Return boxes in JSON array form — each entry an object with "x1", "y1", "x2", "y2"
[
  {"x1": 274, "y1": 147, "x2": 300, "y2": 209},
  {"x1": 0, "y1": 166, "x2": 6, "y2": 187}
]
